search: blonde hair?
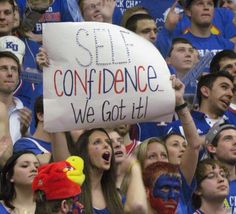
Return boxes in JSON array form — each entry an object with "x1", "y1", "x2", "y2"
[{"x1": 134, "y1": 137, "x2": 168, "y2": 170}]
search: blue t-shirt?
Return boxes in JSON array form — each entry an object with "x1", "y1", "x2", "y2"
[
  {"x1": 16, "y1": 0, "x2": 82, "y2": 34},
  {"x1": 176, "y1": 7, "x2": 236, "y2": 40},
  {"x1": 14, "y1": 137, "x2": 51, "y2": 155},
  {"x1": 156, "y1": 25, "x2": 234, "y2": 59},
  {"x1": 165, "y1": 111, "x2": 231, "y2": 136},
  {"x1": 181, "y1": 32, "x2": 234, "y2": 58},
  {"x1": 177, "y1": 170, "x2": 197, "y2": 214},
  {"x1": 225, "y1": 107, "x2": 236, "y2": 127},
  {"x1": 225, "y1": 179, "x2": 236, "y2": 213},
  {"x1": 135, "y1": 122, "x2": 169, "y2": 141},
  {"x1": 0, "y1": 203, "x2": 10, "y2": 214},
  {"x1": 93, "y1": 208, "x2": 111, "y2": 214},
  {"x1": 13, "y1": 79, "x2": 35, "y2": 108}
]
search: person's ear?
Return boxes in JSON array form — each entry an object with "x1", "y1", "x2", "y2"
[
  {"x1": 194, "y1": 188, "x2": 203, "y2": 196},
  {"x1": 185, "y1": 8, "x2": 191, "y2": 17},
  {"x1": 206, "y1": 143, "x2": 217, "y2": 154},
  {"x1": 61, "y1": 200, "x2": 70, "y2": 213},
  {"x1": 36, "y1": 112, "x2": 44, "y2": 122},
  {"x1": 200, "y1": 86, "x2": 210, "y2": 99}
]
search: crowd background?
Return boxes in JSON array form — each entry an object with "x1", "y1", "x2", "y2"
[{"x1": 0, "y1": 0, "x2": 236, "y2": 213}]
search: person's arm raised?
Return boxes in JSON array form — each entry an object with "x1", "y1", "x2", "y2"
[
  {"x1": 121, "y1": 156, "x2": 147, "y2": 214},
  {"x1": 171, "y1": 75, "x2": 203, "y2": 185},
  {"x1": 51, "y1": 132, "x2": 71, "y2": 161}
]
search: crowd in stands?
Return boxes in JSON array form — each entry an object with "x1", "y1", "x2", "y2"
[{"x1": 0, "y1": 0, "x2": 236, "y2": 213}]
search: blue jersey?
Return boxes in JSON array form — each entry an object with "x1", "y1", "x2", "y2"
[
  {"x1": 181, "y1": 32, "x2": 234, "y2": 58},
  {"x1": 0, "y1": 203, "x2": 10, "y2": 214},
  {"x1": 225, "y1": 180, "x2": 236, "y2": 213},
  {"x1": 14, "y1": 137, "x2": 51, "y2": 155},
  {"x1": 176, "y1": 7, "x2": 236, "y2": 40},
  {"x1": 13, "y1": 79, "x2": 34, "y2": 108},
  {"x1": 135, "y1": 122, "x2": 169, "y2": 141},
  {"x1": 93, "y1": 208, "x2": 110, "y2": 214},
  {"x1": 156, "y1": 25, "x2": 234, "y2": 59},
  {"x1": 225, "y1": 107, "x2": 236, "y2": 126},
  {"x1": 165, "y1": 110, "x2": 230, "y2": 136},
  {"x1": 177, "y1": 170, "x2": 196, "y2": 214},
  {"x1": 16, "y1": 0, "x2": 82, "y2": 34},
  {"x1": 156, "y1": 7, "x2": 236, "y2": 58}
]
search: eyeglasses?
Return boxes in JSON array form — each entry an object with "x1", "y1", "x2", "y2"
[{"x1": 200, "y1": 170, "x2": 228, "y2": 183}]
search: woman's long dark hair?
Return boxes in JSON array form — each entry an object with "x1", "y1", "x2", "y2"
[
  {"x1": 0, "y1": 151, "x2": 36, "y2": 209},
  {"x1": 75, "y1": 128, "x2": 124, "y2": 214}
]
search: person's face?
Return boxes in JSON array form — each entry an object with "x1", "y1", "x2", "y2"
[
  {"x1": 206, "y1": 77, "x2": 233, "y2": 114},
  {"x1": 144, "y1": 142, "x2": 168, "y2": 169},
  {"x1": 166, "y1": 43, "x2": 195, "y2": 75},
  {"x1": 109, "y1": 130, "x2": 126, "y2": 164},
  {"x1": 187, "y1": 0, "x2": 214, "y2": 28},
  {"x1": 135, "y1": 19, "x2": 157, "y2": 43},
  {"x1": 219, "y1": 0, "x2": 236, "y2": 10},
  {"x1": 11, "y1": 153, "x2": 39, "y2": 186},
  {"x1": 149, "y1": 173, "x2": 181, "y2": 214},
  {"x1": 114, "y1": 124, "x2": 130, "y2": 137},
  {"x1": 219, "y1": 57, "x2": 236, "y2": 77},
  {"x1": 214, "y1": 129, "x2": 236, "y2": 164},
  {"x1": 165, "y1": 135, "x2": 187, "y2": 165},
  {"x1": 197, "y1": 164, "x2": 229, "y2": 200},
  {"x1": 88, "y1": 131, "x2": 112, "y2": 171},
  {"x1": 0, "y1": 57, "x2": 19, "y2": 94},
  {"x1": 0, "y1": 1, "x2": 14, "y2": 36},
  {"x1": 81, "y1": 0, "x2": 103, "y2": 22}
]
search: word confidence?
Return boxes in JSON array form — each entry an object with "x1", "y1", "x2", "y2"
[{"x1": 54, "y1": 65, "x2": 160, "y2": 99}]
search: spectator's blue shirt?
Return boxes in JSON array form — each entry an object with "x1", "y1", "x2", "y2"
[
  {"x1": 181, "y1": 32, "x2": 234, "y2": 58},
  {"x1": 177, "y1": 170, "x2": 196, "y2": 214},
  {"x1": 135, "y1": 122, "x2": 169, "y2": 141},
  {"x1": 93, "y1": 208, "x2": 110, "y2": 214},
  {"x1": 14, "y1": 137, "x2": 51, "y2": 155},
  {"x1": 13, "y1": 37, "x2": 40, "y2": 108},
  {"x1": 156, "y1": 7, "x2": 236, "y2": 58},
  {"x1": 225, "y1": 107, "x2": 236, "y2": 126},
  {"x1": 0, "y1": 203, "x2": 10, "y2": 214},
  {"x1": 165, "y1": 110, "x2": 230, "y2": 137},
  {"x1": 13, "y1": 79, "x2": 34, "y2": 108},
  {"x1": 16, "y1": 0, "x2": 82, "y2": 34},
  {"x1": 176, "y1": 7, "x2": 236, "y2": 40},
  {"x1": 225, "y1": 179, "x2": 236, "y2": 213}
]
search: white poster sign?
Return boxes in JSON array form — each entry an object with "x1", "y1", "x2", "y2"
[{"x1": 43, "y1": 22, "x2": 175, "y2": 132}]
